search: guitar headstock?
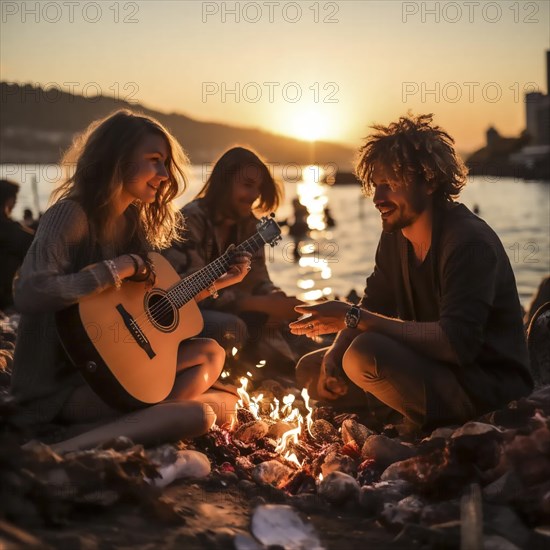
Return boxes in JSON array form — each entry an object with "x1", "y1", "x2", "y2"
[{"x1": 257, "y1": 214, "x2": 282, "y2": 247}]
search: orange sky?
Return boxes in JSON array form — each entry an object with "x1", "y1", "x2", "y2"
[{"x1": 1, "y1": 0, "x2": 549, "y2": 153}]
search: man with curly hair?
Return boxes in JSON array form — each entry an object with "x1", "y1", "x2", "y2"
[{"x1": 290, "y1": 113, "x2": 533, "y2": 433}]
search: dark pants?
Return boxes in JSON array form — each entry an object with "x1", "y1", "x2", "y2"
[{"x1": 296, "y1": 333, "x2": 478, "y2": 430}]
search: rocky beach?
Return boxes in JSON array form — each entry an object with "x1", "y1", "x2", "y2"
[{"x1": 2, "y1": 306, "x2": 550, "y2": 550}]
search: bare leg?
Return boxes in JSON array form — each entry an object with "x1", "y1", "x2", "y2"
[
  {"x1": 193, "y1": 390, "x2": 238, "y2": 427},
  {"x1": 167, "y1": 337, "x2": 225, "y2": 400},
  {"x1": 51, "y1": 338, "x2": 227, "y2": 453},
  {"x1": 51, "y1": 400, "x2": 215, "y2": 453},
  {"x1": 168, "y1": 338, "x2": 237, "y2": 426}
]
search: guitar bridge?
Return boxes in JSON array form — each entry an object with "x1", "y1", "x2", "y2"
[{"x1": 116, "y1": 304, "x2": 156, "y2": 359}]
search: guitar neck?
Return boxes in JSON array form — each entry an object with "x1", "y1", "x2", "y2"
[{"x1": 168, "y1": 232, "x2": 266, "y2": 308}]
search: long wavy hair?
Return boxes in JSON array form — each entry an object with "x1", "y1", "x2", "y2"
[
  {"x1": 196, "y1": 147, "x2": 282, "y2": 220},
  {"x1": 355, "y1": 113, "x2": 468, "y2": 202},
  {"x1": 53, "y1": 109, "x2": 188, "y2": 249}
]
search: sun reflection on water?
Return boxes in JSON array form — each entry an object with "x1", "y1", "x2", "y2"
[
  {"x1": 297, "y1": 165, "x2": 328, "y2": 232},
  {"x1": 292, "y1": 166, "x2": 336, "y2": 302}
]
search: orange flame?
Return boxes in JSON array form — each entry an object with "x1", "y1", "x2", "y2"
[{"x1": 233, "y1": 378, "x2": 312, "y2": 469}]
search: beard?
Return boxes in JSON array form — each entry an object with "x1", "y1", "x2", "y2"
[{"x1": 380, "y1": 192, "x2": 431, "y2": 233}]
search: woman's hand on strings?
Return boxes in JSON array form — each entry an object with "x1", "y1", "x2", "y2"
[{"x1": 216, "y1": 245, "x2": 252, "y2": 288}]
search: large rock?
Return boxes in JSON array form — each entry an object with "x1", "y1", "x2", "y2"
[{"x1": 361, "y1": 435, "x2": 416, "y2": 469}]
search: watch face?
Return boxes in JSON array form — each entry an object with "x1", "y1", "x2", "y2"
[{"x1": 345, "y1": 306, "x2": 360, "y2": 328}]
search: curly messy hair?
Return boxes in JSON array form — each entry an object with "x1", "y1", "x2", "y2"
[{"x1": 355, "y1": 113, "x2": 468, "y2": 202}]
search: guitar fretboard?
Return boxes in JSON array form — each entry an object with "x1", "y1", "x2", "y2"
[{"x1": 167, "y1": 232, "x2": 266, "y2": 308}]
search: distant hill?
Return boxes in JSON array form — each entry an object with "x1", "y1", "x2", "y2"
[{"x1": 0, "y1": 82, "x2": 355, "y2": 169}]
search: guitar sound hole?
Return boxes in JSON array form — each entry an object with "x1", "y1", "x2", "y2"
[{"x1": 147, "y1": 293, "x2": 176, "y2": 329}]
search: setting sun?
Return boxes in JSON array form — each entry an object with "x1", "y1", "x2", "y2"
[{"x1": 290, "y1": 108, "x2": 330, "y2": 141}]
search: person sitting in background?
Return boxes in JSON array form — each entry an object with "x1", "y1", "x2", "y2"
[
  {"x1": 0, "y1": 179, "x2": 35, "y2": 312},
  {"x1": 22, "y1": 208, "x2": 39, "y2": 231},
  {"x1": 290, "y1": 113, "x2": 533, "y2": 434},
  {"x1": 164, "y1": 147, "x2": 304, "y2": 376}
]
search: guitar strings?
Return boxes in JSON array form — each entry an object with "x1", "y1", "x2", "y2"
[
  {"x1": 131, "y1": 236, "x2": 261, "y2": 339},
  {"x1": 138, "y1": 235, "x2": 261, "y2": 325},
  {"x1": 126, "y1": 234, "x2": 265, "y2": 339}
]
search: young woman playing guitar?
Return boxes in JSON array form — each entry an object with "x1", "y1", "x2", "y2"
[{"x1": 11, "y1": 110, "x2": 252, "y2": 453}]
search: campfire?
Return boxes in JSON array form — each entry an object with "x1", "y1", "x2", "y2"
[
  {"x1": 3, "y1": 354, "x2": 550, "y2": 547},
  {"x1": 193, "y1": 373, "x2": 397, "y2": 498},
  {"x1": 234, "y1": 376, "x2": 314, "y2": 469}
]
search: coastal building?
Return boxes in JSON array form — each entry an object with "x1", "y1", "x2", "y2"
[{"x1": 510, "y1": 50, "x2": 550, "y2": 179}]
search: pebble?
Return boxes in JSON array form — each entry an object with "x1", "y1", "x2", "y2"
[
  {"x1": 251, "y1": 460, "x2": 293, "y2": 488},
  {"x1": 318, "y1": 471, "x2": 360, "y2": 505},
  {"x1": 148, "y1": 450, "x2": 211, "y2": 488},
  {"x1": 321, "y1": 451, "x2": 357, "y2": 477},
  {"x1": 251, "y1": 504, "x2": 323, "y2": 549},
  {"x1": 233, "y1": 420, "x2": 269, "y2": 443},
  {"x1": 359, "y1": 480, "x2": 413, "y2": 515},
  {"x1": 310, "y1": 419, "x2": 339, "y2": 443},
  {"x1": 340, "y1": 419, "x2": 373, "y2": 448}
]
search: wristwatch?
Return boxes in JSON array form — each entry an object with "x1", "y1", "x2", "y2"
[{"x1": 344, "y1": 304, "x2": 361, "y2": 329}]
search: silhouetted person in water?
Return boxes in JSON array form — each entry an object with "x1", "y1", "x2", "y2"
[
  {"x1": 324, "y1": 206, "x2": 336, "y2": 228},
  {"x1": 289, "y1": 197, "x2": 309, "y2": 260}
]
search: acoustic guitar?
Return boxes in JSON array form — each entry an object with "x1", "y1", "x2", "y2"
[{"x1": 56, "y1": 215, "x2": 282, "y2": 411}]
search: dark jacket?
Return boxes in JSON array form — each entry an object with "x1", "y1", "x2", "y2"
[{"x1": 360, "y1": 201, "x2": 533, "y2": 412}]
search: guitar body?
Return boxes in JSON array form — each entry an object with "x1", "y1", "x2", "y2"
[{"x1": 56, "y1": 252, "x2": 204, "y2": 411}]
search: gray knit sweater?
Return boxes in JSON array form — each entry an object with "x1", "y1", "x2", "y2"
[{"x1": 10, "y1": 200, "x2": 117, "y2": 426}]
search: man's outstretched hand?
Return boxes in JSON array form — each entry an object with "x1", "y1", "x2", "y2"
[{"x1": 289, "y1": 301, "x2": 349, "y2": 337}]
